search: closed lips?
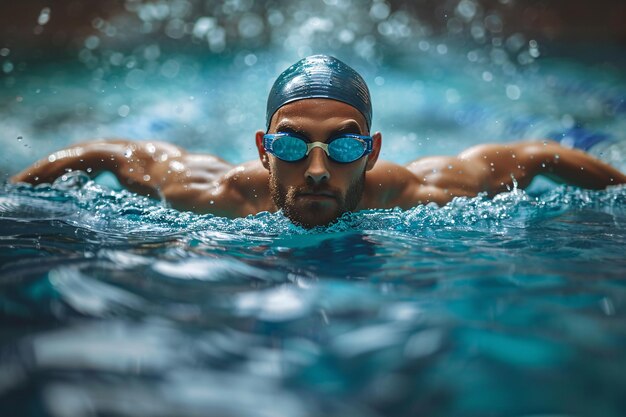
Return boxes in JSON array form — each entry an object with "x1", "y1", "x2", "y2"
[{"x1": 299, "y1": 191, "x2": 335, "y2": 198}]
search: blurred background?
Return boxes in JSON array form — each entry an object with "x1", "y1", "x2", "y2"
[
  {"x1": 1, "y1": 4, "x2": 626, "y2": 417},
  {"x1": 1, "y1": 0, "x2": 625, "y2": 177}
]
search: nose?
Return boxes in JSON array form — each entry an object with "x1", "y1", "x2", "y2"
[{"x1": 304, "y1": 147, "x2": 330, "y2": 185}]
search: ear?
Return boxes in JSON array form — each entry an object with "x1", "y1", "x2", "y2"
[
  {"x1": 365, "y1": 132, "x2": 382, "y2": 171},
  {"x1": 255, "y1": 130, "x2": 271, "y2": 171}
]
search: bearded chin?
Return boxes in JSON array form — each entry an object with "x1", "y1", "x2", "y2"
[{"x1": 269, "y1": 173, "x2": 365, "y2": 228}]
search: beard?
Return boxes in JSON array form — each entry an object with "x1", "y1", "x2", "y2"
[{"x1": 269, "y1": 172, "x2": 365, "y2": 228}]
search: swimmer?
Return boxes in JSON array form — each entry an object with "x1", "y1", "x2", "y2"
[{"x1": 11, "y1": 55, "x2": 626, "y2": 228}]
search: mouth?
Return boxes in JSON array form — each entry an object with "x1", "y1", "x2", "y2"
[{"x1": 297, "y1": 191, "x2": 337, "y2": 200}]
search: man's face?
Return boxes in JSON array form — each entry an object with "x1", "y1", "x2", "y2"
[{"x1": 256, "y1": 98, "x2": 381, "y2": 228}]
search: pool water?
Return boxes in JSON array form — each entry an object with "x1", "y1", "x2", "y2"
[
  {"x1": 1, "y1": 177, "x2": 625, "y2": 417},
  {"x1": 2, "y1": 1, "x2": 626, "y2": 416}
]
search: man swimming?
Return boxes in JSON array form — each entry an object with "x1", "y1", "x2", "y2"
[{"x1": 11, "y1": 55, "x2": 626, "y2": 228}]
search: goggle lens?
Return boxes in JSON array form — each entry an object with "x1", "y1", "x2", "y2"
[
  {"x1": 328, "y1": 136, "x2": 367, "y2": 163},
  {"x1": 271, "y1": 135, "x2": 308, "y2": 162}
]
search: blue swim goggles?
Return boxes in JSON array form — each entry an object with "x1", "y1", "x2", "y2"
[{"x1": 263, "y1": 133, "x2": 373, "y2": 163}]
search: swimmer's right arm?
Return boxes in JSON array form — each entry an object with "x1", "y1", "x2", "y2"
[
  {"x1": 10, "y1": 139, "x2": 248, "y2": 214},
  {"x1": 12, "y1": 140, "x2": 196, "y2": 195}
]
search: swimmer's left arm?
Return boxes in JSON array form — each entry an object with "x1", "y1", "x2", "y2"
[
  {"x1": 398, "y1": 140, "x2": 626, "y2": 207},
  {"x1": 458, "y1": 141, "x2": 626, "y2": 194}
]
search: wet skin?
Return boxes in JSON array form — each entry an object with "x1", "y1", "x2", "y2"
[{"x1": 11, "y1": 98, "x2": 626, "y2": 228}]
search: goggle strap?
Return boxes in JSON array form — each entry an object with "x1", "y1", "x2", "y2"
[{"x1": 263, "y1": 136, "x2": 274, "y2": 153}]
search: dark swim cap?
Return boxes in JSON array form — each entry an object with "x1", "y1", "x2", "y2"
[{"x1": 266, "y1": 55, "x2": 372, "y2": 131}]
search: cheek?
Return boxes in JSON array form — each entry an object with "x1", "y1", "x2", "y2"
[
  {"x1": 335, "y1": 163, "x2": 366, "y2": 184},
  {"x1": 270, "y1": 160, "x2": 301, "y2": 182}
]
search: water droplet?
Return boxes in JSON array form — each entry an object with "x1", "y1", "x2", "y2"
[
  {"x1": 600, "y1": 297, "x2": 615, "y2": 316},
  {"x1": 143, "y1": 174, "x2": 151, "y2": 181},
  {"x1": 506, "y1": 84, "x2": 521, "y2": 100},
  {"x1": 124, "y1": 149, "x2": 133, "y2": 158},
  {"x1": 125, "y1": 69, "x2": 146, "y2": 90},
  {"x1": 160, "y1": 59, "x2": 180, "y2": 79},
  {"x1": 3, "y1": 61, "x2": 14, "y2": 74},
  {"x1": 118, "y1": 105, "x2": 130, "y2": 117},
  {"x1": 38, "y1": 7, "x2": 51, "y2": 26},
  {"x1": 244, "y1": 53, "x2": 257, "y2": 66},
  {"x1": 84, "y1": 35, "x2": 100, "y2": 50},
  {"x1": 370, "y1": 2, "x2": 390, "y2": 20}
]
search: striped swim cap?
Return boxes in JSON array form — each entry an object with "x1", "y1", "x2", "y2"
[{"x1": 266, "y1": 55, "x2": 372, "y2": 131}]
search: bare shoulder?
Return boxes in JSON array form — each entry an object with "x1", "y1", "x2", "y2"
[
  {"x1": 363, "y1": 155, "x2": 491, "y2": 209},
  {"x1": 220, "y1": 160, "x2": 271, "y2": 202},
  {"x1": 179, "y1": 160, "x2": 272, "y2": 216},
  {"x1": 406, "y1": 154, "x2": 489, "y2": 193},
  {"x1": 362, "y1": 160, "x2": 421, "y2": 208}
]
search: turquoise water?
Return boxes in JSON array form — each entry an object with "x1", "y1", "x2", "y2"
[
  {"x1": 2, "y1": 1, "x2": 626, "y2": 416},
  {"x1": 1, "y1": 177, "x2": 626, "y2": 416}
]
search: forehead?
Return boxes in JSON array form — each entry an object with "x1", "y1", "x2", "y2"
[{"x1": 269, "y1": 98, "x2": 368, "y2": 133}]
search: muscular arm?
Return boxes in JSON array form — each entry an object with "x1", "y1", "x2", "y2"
[
  {"x1": 10, "y1": 139, "x2": 265, "y2": 216},
  {"x1": 398, "y1": 140, "x2": 626, "y2": 207},
  {"x1": 457, "y1": 140, "x2": 626, "y2": 193}
]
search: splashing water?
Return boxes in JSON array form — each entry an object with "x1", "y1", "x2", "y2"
[{"x1": 1, "y1": 174, "x2": 626, "y2": 417}]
